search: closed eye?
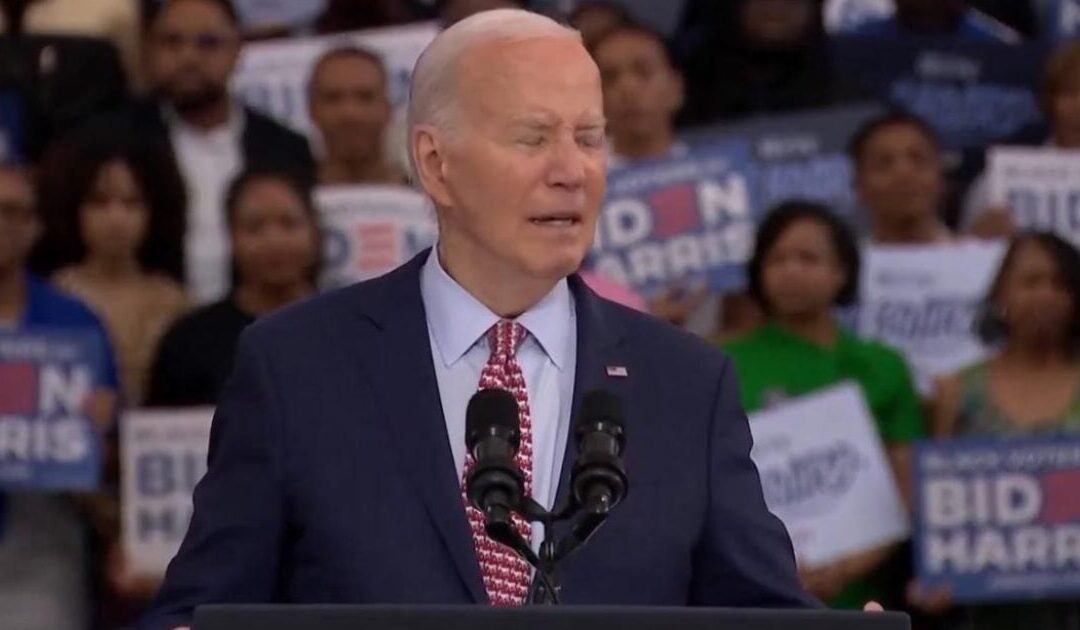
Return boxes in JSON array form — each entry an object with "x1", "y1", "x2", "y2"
[{"x1": 577, "y1": 132, "x2": 605, "y2": 149}]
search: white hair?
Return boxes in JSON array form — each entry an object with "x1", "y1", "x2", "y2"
[{"x1": 406, "y1": 9, "x2": 581, "y2": 173}]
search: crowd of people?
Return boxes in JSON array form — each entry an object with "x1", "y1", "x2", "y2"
[{"x1": 2, "y1": 0, "x2": 1080, "y2": 629}]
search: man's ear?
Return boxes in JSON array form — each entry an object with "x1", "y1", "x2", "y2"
[{"x1": 411, "y1": 124, "x2": 454, "y2": 208}]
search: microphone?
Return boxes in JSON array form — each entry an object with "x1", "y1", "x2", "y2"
[
  {"x1": 464, "y1": 388, "x2": 525, "y2": 525},
  {"x1": 571, "y1": 390, "x2": 628, "y2": 515}
]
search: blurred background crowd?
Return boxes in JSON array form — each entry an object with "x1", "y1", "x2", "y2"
[{"x1": 2, "y1": 0, "x2": 1080, "y2": 628}]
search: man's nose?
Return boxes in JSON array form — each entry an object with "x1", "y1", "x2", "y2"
[{"x1": 547, "y1": 136, "x2": 587, "y2": 190}]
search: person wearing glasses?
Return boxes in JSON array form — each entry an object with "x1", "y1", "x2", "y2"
[{"x1": 80, "y1": 0, "x2": 315, "y2": 305}]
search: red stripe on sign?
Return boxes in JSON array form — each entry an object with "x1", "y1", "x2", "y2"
[
  {"x1": 0, "y1": 362, "x2": 37, "y2": 414},
  {"x1": 648, "y1": 183, "x2": 700, "y2": 238},
  {"x1": 355, "y1": 223, "x2": 399, "y2": 273},
  {"x1": 1040, "y1": 469, "x2": 1080, "y2": 524}
]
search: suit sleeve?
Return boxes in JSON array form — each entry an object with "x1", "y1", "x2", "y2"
[
  {"x1": 139, "y1": 328, "x2": 286, "y2": 629},
  {"x1": 689, "y1": 357, "x2": 820, "y2": 608}
]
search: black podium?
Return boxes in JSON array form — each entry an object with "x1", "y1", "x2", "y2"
[{"x1": 194, "y1": 604, "x2": 910, "y2": 630}]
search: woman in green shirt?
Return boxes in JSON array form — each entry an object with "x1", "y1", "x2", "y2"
[{"x1": 723, "y1": 201, "x2": 925, "y2": 610}]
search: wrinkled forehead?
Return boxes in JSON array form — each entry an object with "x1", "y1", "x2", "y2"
[{"x1": 455, "y1": 37, "x2": 603, "y2": 124}]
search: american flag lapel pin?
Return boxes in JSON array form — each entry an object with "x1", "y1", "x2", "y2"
[{"x1": 605, "y1": 365, "x2": 628, "y2": 378}]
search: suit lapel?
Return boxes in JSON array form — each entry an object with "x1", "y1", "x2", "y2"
[
  {"x1": 352, "y1": 252, "x2": 487, "y2": 603},
  {"x1": 550, "y1": 276, "x2": 632, "y2": 540},
  {"x1": 352, "y1": 259, "x2": 633, "y2": 602}
]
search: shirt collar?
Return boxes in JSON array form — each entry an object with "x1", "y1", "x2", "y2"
[
  {"x1": 420, "y1": 246, "x2": 573, "y2": 370},
  {"x1": 763, "y1": 319, "x2": 852, "y2": 353},
  {"x1": 162, "y1": 101, "x2": 246, "y2": 141}
]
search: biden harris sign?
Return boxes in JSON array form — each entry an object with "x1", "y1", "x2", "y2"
[
  {"x1": 589, "y1": 143, "x2": 759, "y2": 294},
  {"x1": 915, "y1": 435, "x2": 1080, "y2": 603},
  {"x1": 0, "y1": 330, "x2": 105, "y2": 490},
  {"x1": 987, "y1": 147, "x2": 1080, "y2": 250},
  {"x1": 122, "y1": 407, "x2": 214, "y2": 576},
  {"x1": 317, "y1": 185, "x2": 437, "y2": 289}
]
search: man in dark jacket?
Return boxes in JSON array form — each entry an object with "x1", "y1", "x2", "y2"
[{"x1": 86, "y1": 0, "x2": 315, "y2": 303}]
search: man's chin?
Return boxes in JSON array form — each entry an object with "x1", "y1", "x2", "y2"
[
  {"x1": 168, "y1": 88, "x2": 228, "y2": 114},
  {"x1": 523, "y1": 252, "x2": 588, "y2": 283}
]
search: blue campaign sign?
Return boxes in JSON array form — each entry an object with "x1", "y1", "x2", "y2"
[
  {"x1": 829, "y1": 37, "x2": 1048, "y2": 151},
  {"x1": 588, "y1": 142, "x2": 760, "y2": 294},
  {"x1": 232, "y1": 0, "x2": 325, "y2": 31},
  {"x1": 684, "y1": 103, "x2": 884, "y2": 227},
  {"x1": 0, "y1": 330, "x2": 105, "y2": 490},
  {"x1": 914, "y1": 435, "x2": 1080, "y2": 603},
  {"x1": 824, "y1": 0, "x2": 894, "y2": 33}
]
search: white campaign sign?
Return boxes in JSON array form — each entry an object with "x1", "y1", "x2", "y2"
[
  {"x1": 317, "y1": 185, "x2": 437, "y2": 289},
  {"x1": 121, "y1": 408, "x2": 214, "y2": 576},
  {"x1": 858, "y1": 242, "x2": 1006, "y2": 395},
  {"x1": 987, "y1": 146, "x2": 1080, "y2": 249},
  {"x1": 233, "y1": 22, "x2": 439, "y2": 137},
  {"x1": 749, "y1": 382, "x2": 910, "y2": 568},
  {"x1": 824, "y1": 0, "x2": 893, "y2": 32}
]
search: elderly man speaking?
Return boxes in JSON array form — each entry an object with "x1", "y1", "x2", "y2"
[{"x1": 140, "y1": 9, "x2": 814, "y2": 629}]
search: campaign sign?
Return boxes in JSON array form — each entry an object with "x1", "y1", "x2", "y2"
[
  {"x1": 232, "y1": 0, "x2": 325, "y2": 32},
  {"x1": 829, "y1": 37, "x2": 1047, "y2": 151},
  {"x1": 121, "y1": 408, "x2": 214, "y2": 576},
  {"x1": 824, "y1": 0, "x2": 893, "y2": 33},
  {"x1": 915, "y1": 435, "x2": 1080, "y2": 603},
  {"x1": 858, "y1": 242, "x2": 1006, "y2": 395},
  {"x1": 233, "y1": 21, "x2": 438, "y2": 136},
  {"x1": 987, "y1": 147, "x2": 1080, "y2": 249},
  {"x1": 317, "y1": 185, "x2": 437, "y2": 289},
  {"x1": 749, "y1": 382, "x2": 911, "y2": 568},
  {"x1": 0, "y1": 330, "x2": 105, "y2": 490},
  {"x1": 588, "y1": 142, "x2": 759, "y2": 294},
  {"x1": 685, "y1": 103, "x2": 883, "y2": 226}
]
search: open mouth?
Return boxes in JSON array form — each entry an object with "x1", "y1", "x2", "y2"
[{"x1": 529, "y1": 213, "x2": 582, "y2": 228}]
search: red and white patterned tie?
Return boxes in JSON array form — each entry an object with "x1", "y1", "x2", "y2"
[{"x1": 461, "y1": 319, "x2": 534, "y2": 606}]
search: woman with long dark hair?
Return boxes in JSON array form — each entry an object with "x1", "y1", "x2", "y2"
[{"x1": 34, "y1": 135, "x2": 188, "y2": 404}]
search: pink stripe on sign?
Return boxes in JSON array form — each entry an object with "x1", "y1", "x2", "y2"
[
  {"x1": 0, "y1": 362, "x2": 36, "y2": 414},
  {"x1": 648, "y1": 183, "x2": 700, "y2": 238},
  {"x1": 1040, "y1": 469, "x2": 1080, "y2": 524}
]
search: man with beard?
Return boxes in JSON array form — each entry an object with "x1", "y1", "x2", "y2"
[
  {"x1": 78, "y1": 0, "x2": 314, "y2": 304},
  {"x1": 308, "y1": 46, "x2": 406, "y2": 186}
]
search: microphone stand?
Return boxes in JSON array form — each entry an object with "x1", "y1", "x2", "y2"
[{"x1": 485, "y1": 493, "x2": 618, "y2": 605}]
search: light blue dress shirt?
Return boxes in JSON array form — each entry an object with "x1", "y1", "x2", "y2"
[{"x1": 420, "y1": 248, "x2": 577, "y2": 550}]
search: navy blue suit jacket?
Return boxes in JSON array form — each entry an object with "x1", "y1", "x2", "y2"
[{"x1": 141, "y1": 252, "x2": 815, "y2": 629}]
